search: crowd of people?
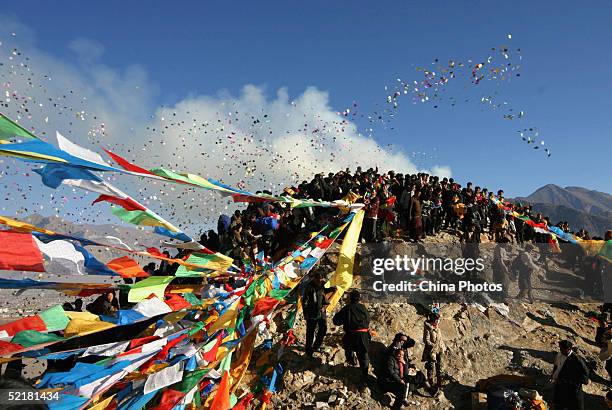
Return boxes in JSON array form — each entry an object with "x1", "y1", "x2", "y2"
[{"x1": 193, "y1": 167, "x2": 607, "y2": 267}]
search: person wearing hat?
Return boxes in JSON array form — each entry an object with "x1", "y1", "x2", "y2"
[
  {"x1": 422, "y1": 311, "x2": 445, "y2": 393},
  {"x1": 332, "y1": 290, "x2": 371, "y2": 379},
  {"x1": 551, "y1": 340, "x2": 589, "y2": 410}
]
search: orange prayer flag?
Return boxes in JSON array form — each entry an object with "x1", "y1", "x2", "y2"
[
  {"x1": 209, "y1": 370, "x2": 230, "y2": 410},
  {"x1": 107, "y1": 256, "x2": 149, "y2": 278}
]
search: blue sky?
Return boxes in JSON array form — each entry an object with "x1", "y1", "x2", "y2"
[{"x1": 1, "y1": 1, "x2": 611, "y2": 199}]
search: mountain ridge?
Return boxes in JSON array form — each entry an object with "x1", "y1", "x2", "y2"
[{"x1": 513, "y1": 184, "x2": 611, "y2": 236}]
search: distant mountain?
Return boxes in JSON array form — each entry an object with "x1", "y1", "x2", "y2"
[
  {"x1": 515, "y1": 184, "x2": 612, "y2": 216},
  {"x1": 513, "y1": 184, "x2": 612, "y2": 237}
]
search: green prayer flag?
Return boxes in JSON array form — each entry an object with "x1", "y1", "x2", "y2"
[
  {"x1": 175, "y1": 252, "x2": 231, "y2": 276},
  {"x1": 219, "y1": 350, "x2": 233, "y2": 372},
  {"x1": 0, "y1": 113, "x2": 39, "y2": 142},
  {"x1": 149, "y1": 167, "x2": 194, "y2": 184},
  {"x1": 187, "y1": 322, "x2": 205, "y2": 336},
  {"x1": 111, "y1": 207, "x2": 164, "y2": 228},
  {"x1": 128, "y1": 275, "x2": 174, "y2": 303},
  {"x1": 269, "y1": 289, "x2": 291, "y2": 300},
  {"x1": 11, "y1": 330, "x2": 63, "y2": 347},
  {"x1": 182, "y1": 292, "x2": 201, "y2": 305},
  {"x1": 171, "y1": 369, "x2": 208, "y2": 393},
  {"x1": 39, "y1": 305, "x2": 70, "y2": 332}
]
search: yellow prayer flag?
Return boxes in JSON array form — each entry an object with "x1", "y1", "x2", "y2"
[{"x1": 326, "y1": 210, "x2": 365, "y2": 312}]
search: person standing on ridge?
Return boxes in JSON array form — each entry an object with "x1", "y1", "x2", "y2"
[
  {"x1": 333, "y1": 290, "x2": 371, "y2": 379},
  {"x1": 302, "y1": 272, "x2": 336, "y2": 357},
  {"x1": 551, "y1": 340, "x2": 589, "y2": 410},
  {"x1": 422, "y1": 311, "x2": 445, "y2": 394}
]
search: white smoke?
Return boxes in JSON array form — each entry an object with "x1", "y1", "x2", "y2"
[{"x1": 0, "y1": 15, "x2": 451, "y2": 233}]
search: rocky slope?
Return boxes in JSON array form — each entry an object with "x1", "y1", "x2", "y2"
[
  {"x1": 2, "y1": 218, "x2": 610, "y2": 408},
  {"x1": 265, "y1": 236, "x2": 610, "y2": 409}
]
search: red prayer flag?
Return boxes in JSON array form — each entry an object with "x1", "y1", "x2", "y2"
[
  {"x1": 251, "y1": 297, "x2": 278, "y2": 317},
  {"x1": 145, "y1": 247, "x2": 165, "y2": 258},
  {"x1": 128, "y1": 335, "x2": 160, "y2": 350},
  {"x1": 164, "y1": 294, "x2": 191, "y2": 311},
  {"x1": 103, "y1": 148, "x2": 156, "y2": 175},
  {"x1": 92, "y1": 195, "x2": 146, "y2": 211},
  {"x1": 0, "y1": 231, "x2": 45, "y2": 272},
  {"x1": 0, "y1": 315, "x2": 47, "y2": 337},
  {"x1": 149, "y1": 388, "x2": 185, "y2": 410},
  {"x1": 202, "y1": 333, "x2": 222, "y2": 363},
  {"x1": 0, "y1": 341, "x2": 24, "y2": 356},
  {"x1": 316, "y1": 238, "x2": 334, "y2": 249},
  {"x1": 232, "y1": 194, "x2": 270, "y2": 203},
  {"x1": 233, "y1": 393, "x2": 254, "y2": 410},
  {"x1": 141, "y1": 334, "x2": 188, "y2": 372}
]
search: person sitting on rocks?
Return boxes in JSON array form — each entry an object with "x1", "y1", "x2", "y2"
[
  {"x1": 86, "y1": 292, "x2": 119, "y2": 316},
  {"x1": 382, "y1": 345, "x2": 409, "y2": 409},
  {"x1": 62, "y1": 298, "x2": 83, "y2": 312}
]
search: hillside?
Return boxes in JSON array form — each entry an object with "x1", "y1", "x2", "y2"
[{"x1": 266, "y1": 236, "x2": 611, "y2": 409}]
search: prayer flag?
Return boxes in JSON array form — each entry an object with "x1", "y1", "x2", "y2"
[{"x1": 0, "y1": 231, "x2": 45, "y2": 272}]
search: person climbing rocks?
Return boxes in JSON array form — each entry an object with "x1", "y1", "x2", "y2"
[{"x1": 332, "y1": 290, "x2": 371, "y2": 379}]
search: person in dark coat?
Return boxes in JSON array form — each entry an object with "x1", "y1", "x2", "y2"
[
  {"x1": 552, "y1": 340, "x2": 590, "y2": 410},
  {"x1": 86, "y1": 292, "x2": 118, "y2": 316},
  {"x1": 302, "y1": 272, "x2": 336, "y2": 357},
  {"x1": 382, "y1": 346, "x2": 409, "y2": 409},
  {"x1": 409, "y1": 190, "x2": 423, "y2": 241},
  {"x1": 363, "y1": 191, "x2": 380, "y2": 243},
  {"x1": 332, "y1": 290, "x2": 371, "y2": 378}
]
